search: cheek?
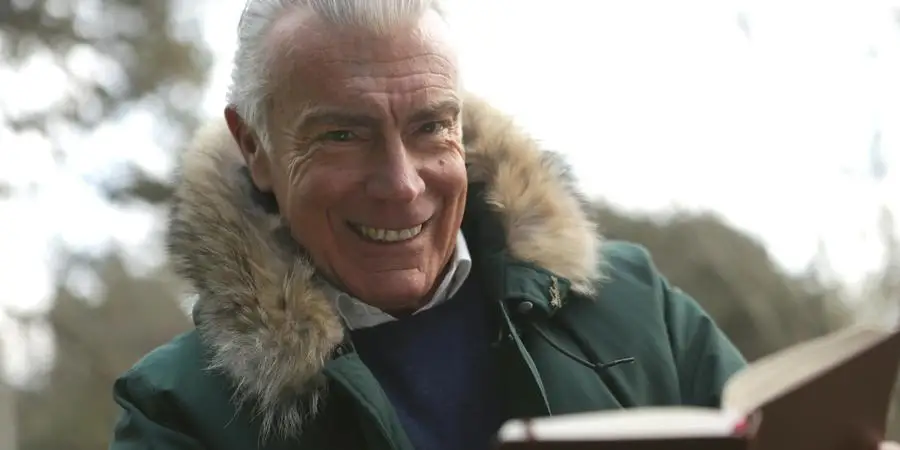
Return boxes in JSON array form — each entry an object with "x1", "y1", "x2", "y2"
[
  {"x1": 428, "y1": 151, "x2": 467, "y2": 200},
  {"x1": 278, "y1": 168, "x2": 344, "y2": 227}
]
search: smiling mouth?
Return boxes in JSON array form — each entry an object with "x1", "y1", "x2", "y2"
[{"x1": 349, "y1": 222, "x2": 426, "y2": 243}]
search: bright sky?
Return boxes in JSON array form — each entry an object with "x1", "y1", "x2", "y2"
[{"x1": 1, "y1": 0, "x2": 899, "y2": 380}]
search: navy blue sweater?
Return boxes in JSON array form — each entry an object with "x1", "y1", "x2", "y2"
[{"x1": 350, "y1": 276, "x2": 501, "y2": 450}]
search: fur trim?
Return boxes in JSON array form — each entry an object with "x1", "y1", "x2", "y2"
[{"x1": 166, "y1": 93, "x2": 602, "y2": 439}]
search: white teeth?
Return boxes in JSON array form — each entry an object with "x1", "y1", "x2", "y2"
[{"x1": 356, "y1": 224, "x2": 423, "y2": 242}]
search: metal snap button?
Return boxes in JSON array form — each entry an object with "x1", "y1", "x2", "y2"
[{"x1": 516, "y1": 301, "x2": 535, "y2": 314}]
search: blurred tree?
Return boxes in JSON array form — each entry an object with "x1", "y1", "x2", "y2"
[
  {"x1": 13, "y1": 256, "x2": 191, "y2": 450},
  {"x1": 0, "y1": 0, "x2": 210, "y2": 201},
  {"x1": 0, "y1": 371, "x2": 15, "y2": 450},
  {"x1": 0, "y1": 0, "x2": 208, "y2": 135},
  {"x1": 0, "y1": 0, "x2": 210, "y2": 449},
  {"x1": 590, "y1": 203, "x2": 853, "y2": 360},
  {"x1": 859, "y1": 208, "x2": 900, "y2": 323}
]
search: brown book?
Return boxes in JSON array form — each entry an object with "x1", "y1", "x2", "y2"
[{"x1": 495, "y1": 323, "x2": 900, "y2": 450}]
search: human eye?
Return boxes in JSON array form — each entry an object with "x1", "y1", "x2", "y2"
[
  {"x1": 319, "y1": 130, "x2": 357, "y2": 142},
  {"x1": 418, "y1": 120, "x2": 452, "y2": 135}
]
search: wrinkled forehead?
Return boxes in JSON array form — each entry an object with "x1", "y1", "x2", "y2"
[{"x1": 264, "y1": 8, "x2": 460, "y2": 110}]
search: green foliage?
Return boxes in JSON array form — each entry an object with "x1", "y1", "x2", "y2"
[
  {"x1": 0, "y1": 0, "x2": 210, "y2": 136},
  {"x1": 1, "y1": 1, "x2": 209, "y2": 449}
]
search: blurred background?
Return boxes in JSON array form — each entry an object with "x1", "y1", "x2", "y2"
[{"x1": 1, "y1": 0, "x2": 899, "y2": 448}]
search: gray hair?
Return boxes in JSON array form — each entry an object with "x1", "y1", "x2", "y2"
[{"x1": 226, "y1": 0, "x2": 447, "y2": 153}]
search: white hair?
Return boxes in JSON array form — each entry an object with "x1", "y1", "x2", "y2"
[{"x1": 226, "y1": 0, "x2": 447, "y2": 153}]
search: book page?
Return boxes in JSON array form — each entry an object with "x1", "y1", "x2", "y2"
[
  {"x1": 497, "y1": 407, "x2": 745, "y2": 443},
  {"x1": 723, "y1": 324, "x2": 898, "y2": 414},
  {"x1": 728, "y1": 324, "x2": 900, "y2": 450}
]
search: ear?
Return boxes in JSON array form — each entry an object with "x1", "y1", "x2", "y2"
[{"x1": 224, "y1": 106, "x2": 273, "y2": 192}]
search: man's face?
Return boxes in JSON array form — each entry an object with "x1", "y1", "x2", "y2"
[{"x1": 229, "y1": 11, "x2": 466, "y2": 312}]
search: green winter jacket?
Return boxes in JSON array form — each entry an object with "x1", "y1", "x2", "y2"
[{"x1": 109, "y1": 96, "x2": 747, "y2": 450}]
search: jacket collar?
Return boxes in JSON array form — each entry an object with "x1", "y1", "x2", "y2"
[{"x1": 167, "y1": 94, "x2": 604, "y2": 438}]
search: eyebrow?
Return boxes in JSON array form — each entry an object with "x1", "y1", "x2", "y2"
[
  {"x1": 408, "y1": 99, "x2": 461, "y2": 124},
  {"x1": 292, "y1": 98, "x2": 462, "y2": 132},
  {"x1": 292, "y1": 106, "x2": 380, "y2": 131}
]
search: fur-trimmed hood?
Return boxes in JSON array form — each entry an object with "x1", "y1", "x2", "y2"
[{"x1": 166, "y1": 94, "x2": 603, "y2": 438}]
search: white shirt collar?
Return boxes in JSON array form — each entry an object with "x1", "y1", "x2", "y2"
[{"x1": 324, "y1": 230, "x2": 472, "y2": 330}]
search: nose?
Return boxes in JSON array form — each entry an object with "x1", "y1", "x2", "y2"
[{"x1": 366, "y1": 137, "x2": 426, "y2": 202}]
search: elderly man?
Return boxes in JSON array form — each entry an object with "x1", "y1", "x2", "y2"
[{"x1": 108, "y1": 1, "x2": 896, "y2": 449}]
